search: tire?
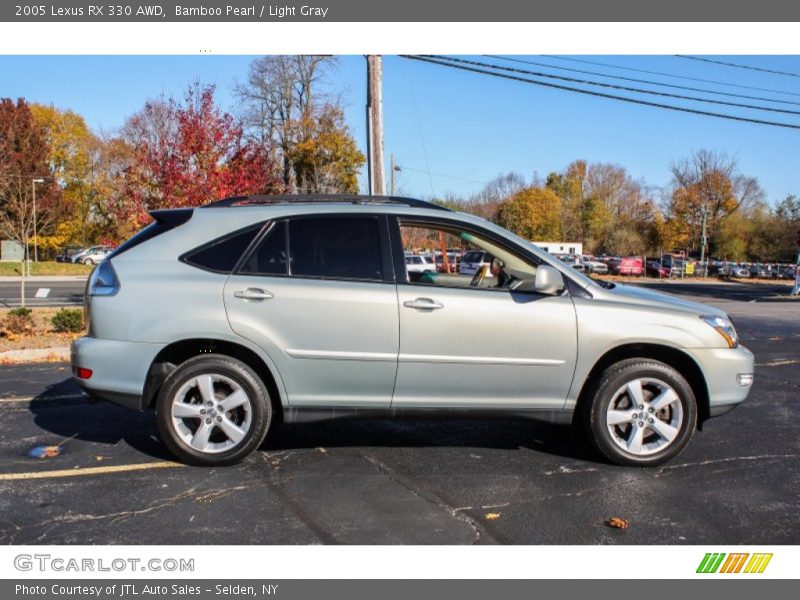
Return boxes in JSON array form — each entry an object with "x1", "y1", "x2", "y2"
[
  {"x1": 156, "y1": 354, "x2": 272, "y2": 466},
  {"x1": 83, "y1": 258, "x2": 94, "y2": 265},
  {"x1": 583, "y1": 359, "x2": 697, "y2": 467}
]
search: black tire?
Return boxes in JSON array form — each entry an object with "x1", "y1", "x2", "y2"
[
  {"x1": 83, "y1": 258, "x2": 94, "y2": 265},
  {"x1": 582, "y1": 359, "x2": 697, "y2": 467},
  {"x1": 156, "y1": 354, "x2": 272, "y2": 466}
]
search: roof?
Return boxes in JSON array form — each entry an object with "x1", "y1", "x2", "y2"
[{"x1": 202, "y1": 194, "x2": 451, "y2": 212}]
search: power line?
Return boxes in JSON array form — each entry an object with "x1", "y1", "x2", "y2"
[
  {"x1": 400, "y1": 55, "x2": 800, "y2": 131},
  {"x1": 676, "y1": 55, "x2": 800, "y2": 79},
  {"x1": 541, "y1": 55, "x2": 800, "y2": 99},
  {"x1": 486, "y1": 55, "x2": 800, "y2": 107},
  {"x1": 426, "y1": 55, "x2": 800, "y2": 117},
  {"x1": 400, "y1": 166, "x2": 487, "y2": 186}
]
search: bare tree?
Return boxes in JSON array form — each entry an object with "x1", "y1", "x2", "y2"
[{"x1": 236, "y1": 55, "x2": 338, "y2": 190}]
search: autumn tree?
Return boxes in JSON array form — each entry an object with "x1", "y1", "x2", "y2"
[
  {"x1": 667, "y1": 149, "x2": 763, "y2": 255},
  {"x1": 122, "y1": 84, "x2": 280, "y2": 230},
  {"x1": 0, "y1": 98, "x2": 59, "y2": 260},
  {"x1": 30, "y1": 103, "x2": 101, "y2": 248},
  {"x1": 290, "y1": 103, "x2": 364, "y2": 193},
  {"x1": 496, "y1": 187, "x2": 562, "y2": 241},
  {"x1": 237, "y1": 55, "x2": 364, "y2": 193}
]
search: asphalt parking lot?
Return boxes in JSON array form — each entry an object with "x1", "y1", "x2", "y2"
[{"x1": 0, "y1": 281, "x2": 797, "y2": 544}]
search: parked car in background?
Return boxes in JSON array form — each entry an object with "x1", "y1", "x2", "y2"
[
  {"x1": 459, "y1": 250, "x2": 495, "y2": 277},
  {"x1": 435, "y1": 252, "x2": 461, "y2": 273},
  {"x1": 72, "y1": 245, "x2": 113, "y2": 265},
  {"x1": 609, "y1": 257, "x2": 643, "y2": 276},
  {"x1": 779, "y1": 264, "x2": 798, "y2": 280},
  {"x1": 749, "y1": 263, "x2": 771, "y2": 279},
  {"x1": 646, "y1": 260, "x2": 670, "y2": 278},
  {"x1": 555, "y1": 254, "x2": 588, "y2": 273},
  {"x1": 719, "y1": 263, "x2": 750, "y2": 279},
  {"x1": 55, "y1": 246, "x2": 84, "y2": 263},
  {"x1": 581, "y1": 255, "x2": 608, "y2": 274},
  {"x1": 405, "y1": 254, "x2": 437, "y2": 274}
]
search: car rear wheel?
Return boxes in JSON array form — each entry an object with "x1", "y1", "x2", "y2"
[
  {"x1": 83, "y1": 258, "x2": 94, "y2": 265},
  {"x1": 583, "y1": 359, "x2": 697, "y2": 467},
  {"x1": 156, "y1": 354, "x2": 272, "y2": 466}
]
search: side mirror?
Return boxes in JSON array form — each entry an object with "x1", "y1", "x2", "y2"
[{"x1": 534, "y1": 265, "x2": 565, "y2": 295}]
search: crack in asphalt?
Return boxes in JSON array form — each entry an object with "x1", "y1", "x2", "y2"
[
  {"x1": 359, "y1": 452, "x2": 493, "y2": 544},
  {"x1": 0, "y1": 481, "x2": 258, "y2": 543},
  {"x1": 656, "y1": 454, "x2": 800, "y2": 472}
]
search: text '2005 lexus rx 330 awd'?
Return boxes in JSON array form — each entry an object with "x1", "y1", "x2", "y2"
[{"x1": 72, "y1": 195, "x2": 754, "y2": 467}]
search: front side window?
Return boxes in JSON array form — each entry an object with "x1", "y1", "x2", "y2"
[
  {"x1": 289, "y1": 217, "x2": 384, "y2": 281},
  {"x1": 399, "y1": 221, "x2": 538, "y2": 291}
]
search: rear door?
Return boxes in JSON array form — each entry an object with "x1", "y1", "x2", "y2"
[{"x1": 223, "y1": 214, "x2": 399, "y2": 408}]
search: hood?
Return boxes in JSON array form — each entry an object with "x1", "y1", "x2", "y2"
[{"x1": 596, "y1": 283, "x2": 727, "y2": 317}]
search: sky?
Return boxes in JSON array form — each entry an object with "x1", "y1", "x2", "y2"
[{"x1": 2, "y1": 54, "x2": 799, "y2": 205}]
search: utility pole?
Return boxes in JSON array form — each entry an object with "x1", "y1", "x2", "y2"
[
  {"x1": 699, "y1": 205, "x2": 708, "y2": 277},
  {"x1": 366, "y1": 55, "x2": 385, "y2": 196}
]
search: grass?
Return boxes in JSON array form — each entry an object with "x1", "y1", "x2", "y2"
[
  {"x1": 0, "y1": 261, "x2": 93, "y2": 276},
  {"x1": 0, "y1": 307, "x2": 82, "y2": 352}
]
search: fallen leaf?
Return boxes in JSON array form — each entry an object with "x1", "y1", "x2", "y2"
[
  {"x1": 485, "y1": 512, "x2": 502, "y2": 520},
  {"x1": 606, "y1": 517, "x2": 629, "y2": 529}
]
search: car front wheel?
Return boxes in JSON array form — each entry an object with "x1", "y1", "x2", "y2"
[
  {"x1": 583, "y1": 359, "x2": 697, "y2": 467},
  {"x1": 83, "y1": 258, "x2": 94, "y2": 265},
  {"x1": 156, "y1": 354, "x2": 272, "y2": 466}
]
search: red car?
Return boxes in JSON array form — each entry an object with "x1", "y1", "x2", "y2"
[{"x1": 615, "y1": 257, "x2": 643, "y2": 276}]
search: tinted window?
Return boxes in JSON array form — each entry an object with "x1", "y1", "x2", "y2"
[
  {"x1": 239, "y1": 222, "x2": 288, "y2": 276},
  {"x1": 184, "y1": 225, "x2": 261, "y2": 273},
  {"x1": 289, "y1": 217, "x2": 383, "y2": 281}
]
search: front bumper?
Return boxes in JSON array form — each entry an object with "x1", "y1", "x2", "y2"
[
  {"x1": 70, "y1": 336, "x2": 166, "y2": 411},
  {"x1": 688, "y1": 344, "x2": 755, "y2": 417}
]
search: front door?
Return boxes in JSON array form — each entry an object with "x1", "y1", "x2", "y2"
[{"x1": 391, "y1": 218, "x2": 578, "y2": 409}]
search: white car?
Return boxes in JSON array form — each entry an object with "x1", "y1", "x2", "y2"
[
  {"x1": 581, "y1": 256, "x2": 608, "y2": 274},
  {"x1": 405, "y1": 255, "x2": 437, "y2": 273},
  {"x1": 459, "y1": 250, "x2": 495, "y2": 277},
  {"x1": 72, "y1": 246, "x2": 112, "y2": 265}
]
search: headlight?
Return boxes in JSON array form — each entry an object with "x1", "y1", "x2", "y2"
[{"x1": 701, "y1": 315, "x2": 739, "y2": 348}]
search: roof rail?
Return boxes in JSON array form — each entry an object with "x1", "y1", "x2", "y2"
[{"x1": 201, "y1": 194, "x2": 451, "y2": 211}]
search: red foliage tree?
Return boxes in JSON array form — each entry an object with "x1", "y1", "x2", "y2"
[{"x1": 121, "y1": 84, "x2": 282, "y2": 229}]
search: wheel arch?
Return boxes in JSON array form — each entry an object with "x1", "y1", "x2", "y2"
[
  {"x1": 573, "y1": 343, "x2": 710, "y2": 429},
  {"x1": 143, "y1": 338, "x2": 285, "y2": 419}
]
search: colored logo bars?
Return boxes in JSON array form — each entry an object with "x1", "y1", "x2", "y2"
[{"x1": 697, "y1": 552, "x2": 773, "y2": 574}]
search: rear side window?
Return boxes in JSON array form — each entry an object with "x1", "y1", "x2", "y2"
[
  {"x1": 289, "y1": 217, "x2": 383, "y2": 281},
  {"x1": 183, "y1": 225, "x2": 262, "y2": 273},
  {"x1": 238, "y1": 222, "x2": 288, "y2": 276}
]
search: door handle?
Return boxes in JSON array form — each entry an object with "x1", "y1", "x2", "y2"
[
  {"x1": 403, "y1": 298, "x2": 444, "y2": 310},
  {"x1": 234, "y1": 288, "x2": 274, "y2": 300}
]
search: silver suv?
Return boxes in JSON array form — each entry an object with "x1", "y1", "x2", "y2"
[{"x1": 71, "y1": 195, "x2": 754, "y2": 467}]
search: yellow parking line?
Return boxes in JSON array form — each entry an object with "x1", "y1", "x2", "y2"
[{"x1": 0, "y1": 461, "x2": 184, "y2": 481}]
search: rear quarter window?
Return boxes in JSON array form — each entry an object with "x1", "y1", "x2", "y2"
[{"x1": 182, "y1": 225, "x2": 263, "y2": 274}]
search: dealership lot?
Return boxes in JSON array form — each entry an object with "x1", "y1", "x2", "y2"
[{"x1": 0, "y1": 281, "x2": 797, "y2": 544}]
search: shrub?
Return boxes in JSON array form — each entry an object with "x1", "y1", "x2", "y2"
[
  {"x1": 51, "y1": 308, "x2": 84, "y2": 333},
  {"x1": 3, "y1": 307, "x2": 34, "y2": 335}
]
